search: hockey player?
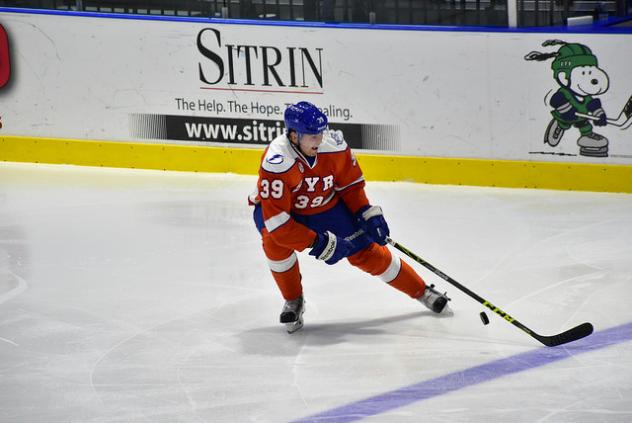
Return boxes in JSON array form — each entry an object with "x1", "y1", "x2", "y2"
[{"x1": 249, "y1": 101, "x2": 450, "y2": 333}]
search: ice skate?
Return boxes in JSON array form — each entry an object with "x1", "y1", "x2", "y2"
[
  {"x1": 577, "y1": 132, "x2": 609, "y2": 157},
  {"x1": 418, "y1": 284, "x2": 451, "y2": 314},
  {"x1": 544, "y1": 119, "x2": 565, "y2": 147},
  {"x1": 280, "y1": 295, "x2": 305, "y2": 333}
]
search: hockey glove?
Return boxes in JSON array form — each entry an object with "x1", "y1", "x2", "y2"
[
  {"x1": 309, "y1": 231, "x2": 353, "y2": 265},
  {"x1": 550, "y1": 92, "x2": 577, "y2": 122},
  {"x1": 356, "y1": 205, "x2": 390, "y2": 246},
  {"x1": 587, "y1": 99, "x2": 608, "y2": 126},
  {"x1": 595, "y1": 112, "x2": 608, "y2": 126}
]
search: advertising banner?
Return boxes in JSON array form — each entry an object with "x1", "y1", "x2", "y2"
[{"x1": 0, "y1": 11, "x2": 631, "y2": 164}]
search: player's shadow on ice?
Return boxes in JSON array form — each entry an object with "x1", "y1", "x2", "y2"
[{"x1": 237, "y1": 310, "x2": 451, "y2": 357}]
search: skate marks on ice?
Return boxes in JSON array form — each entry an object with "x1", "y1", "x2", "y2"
[
  {"x1": 0, "y1": 271, "x2": 28, "y2": 346},
  {"x1": 291, "y1": 321, "x2": 632, "y2": 423},
  {"x1": 0, "y1": 225, "x2": 29, "y2": 307},
  {"x1": 0, "y1": 270, "x2": 28, "y2": 306},
  {"x1": 84, "y1": 299, "x2": 274, "y2": 421}
]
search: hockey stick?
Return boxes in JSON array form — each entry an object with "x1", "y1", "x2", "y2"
[
  {"x1": 576, "y1": 94, "x2": 632, "y2": 129},
  {"x1": 387, "y1": 237, "x2": 594, "y2": 347},
  {"x1": 576, "y1": 112, "x2": 632, "y2": 128}
]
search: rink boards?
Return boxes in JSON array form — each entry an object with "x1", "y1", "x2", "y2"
[
  {"x1": 2, "y1": 135, "x2": 631, "y2": 192},
  {"x1": 0, "y1": 9, "x2": 631, "y2": 192}
]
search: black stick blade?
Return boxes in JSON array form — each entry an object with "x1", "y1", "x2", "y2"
[
  {"x1": 537, "y1": 322, "x2": 594, "y2": 347},
  {"x1": 623, "y1": 96, "x2": 632, "y2": 119}
]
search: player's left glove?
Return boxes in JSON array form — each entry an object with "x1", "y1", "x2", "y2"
[
  {"x1": 356, "y1": 205, "x2": 390, "y2": 246},
  {"x1": 595, "y1": 112, "x2": 608, "y2": 126},
  {"x1": 587, "y1": 99, "x2": 607, "y2": 127}
]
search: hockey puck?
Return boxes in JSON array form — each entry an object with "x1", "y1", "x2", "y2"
[{"x1": 480, "y1": 311, "x2": 490, "y2": 325}]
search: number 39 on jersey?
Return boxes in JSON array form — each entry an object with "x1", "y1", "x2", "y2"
[
  {"x1": 259, "y1": 179, "x2": 284, "y2": 199},
  {"x1": 259, "y1": 175, "x2": 335, "y2": 211}
]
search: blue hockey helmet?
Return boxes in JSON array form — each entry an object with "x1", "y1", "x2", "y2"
[{"x1": 284, "y1": 102, "x2": 328, "y2": 135}]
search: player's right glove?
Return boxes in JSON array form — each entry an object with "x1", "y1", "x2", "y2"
[
  {"x1": 558, "y1": 107, "x2": 577, "y2": 122},
  {"x1": 309, "y1": 231, "x2": 353, "y2": 265},
  {"x1": 551, "y1": 92, "x2": 577, "y2": 121}
]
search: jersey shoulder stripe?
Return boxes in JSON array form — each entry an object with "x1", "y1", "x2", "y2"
[{"x1": 261, "y1": 135, "x2": 299, "y2": 174}]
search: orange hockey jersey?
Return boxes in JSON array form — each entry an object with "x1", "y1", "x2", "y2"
[{"x1": 249, "y1": 130, "x2": 369, "y2": 252}]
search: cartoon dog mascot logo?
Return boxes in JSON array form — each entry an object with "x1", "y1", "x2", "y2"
[{"x1": 525, "y1": 40, "x2": 632, "y2": 158}]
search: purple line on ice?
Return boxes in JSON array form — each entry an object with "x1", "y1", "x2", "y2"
[{"x1": 291, "y1": 321, "x2": 632, "y2": 423}]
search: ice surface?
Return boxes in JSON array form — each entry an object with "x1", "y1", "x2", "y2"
[{"x1": 1, "y1": 162, "x2": 631, "y2": 423}]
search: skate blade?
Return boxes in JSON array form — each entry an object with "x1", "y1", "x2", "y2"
[
  {"x1": 439, "y1": 304, "x2": 454, "y2": 317},
  {"x1": 285, "y1": 318, "x2": 304, "y2": 334}
]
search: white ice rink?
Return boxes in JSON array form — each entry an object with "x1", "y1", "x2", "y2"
[{"x1": 1, "y1": 161, "x2": 631, "y2": 423}]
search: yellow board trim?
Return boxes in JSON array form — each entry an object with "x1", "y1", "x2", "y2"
[{"x1": 1, "y1": 135, "x2": 631, "y2": 193}]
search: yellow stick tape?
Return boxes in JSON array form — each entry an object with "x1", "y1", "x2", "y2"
[{"x1": 1, "y1": 135, "x2": 631, "y2": 193}]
